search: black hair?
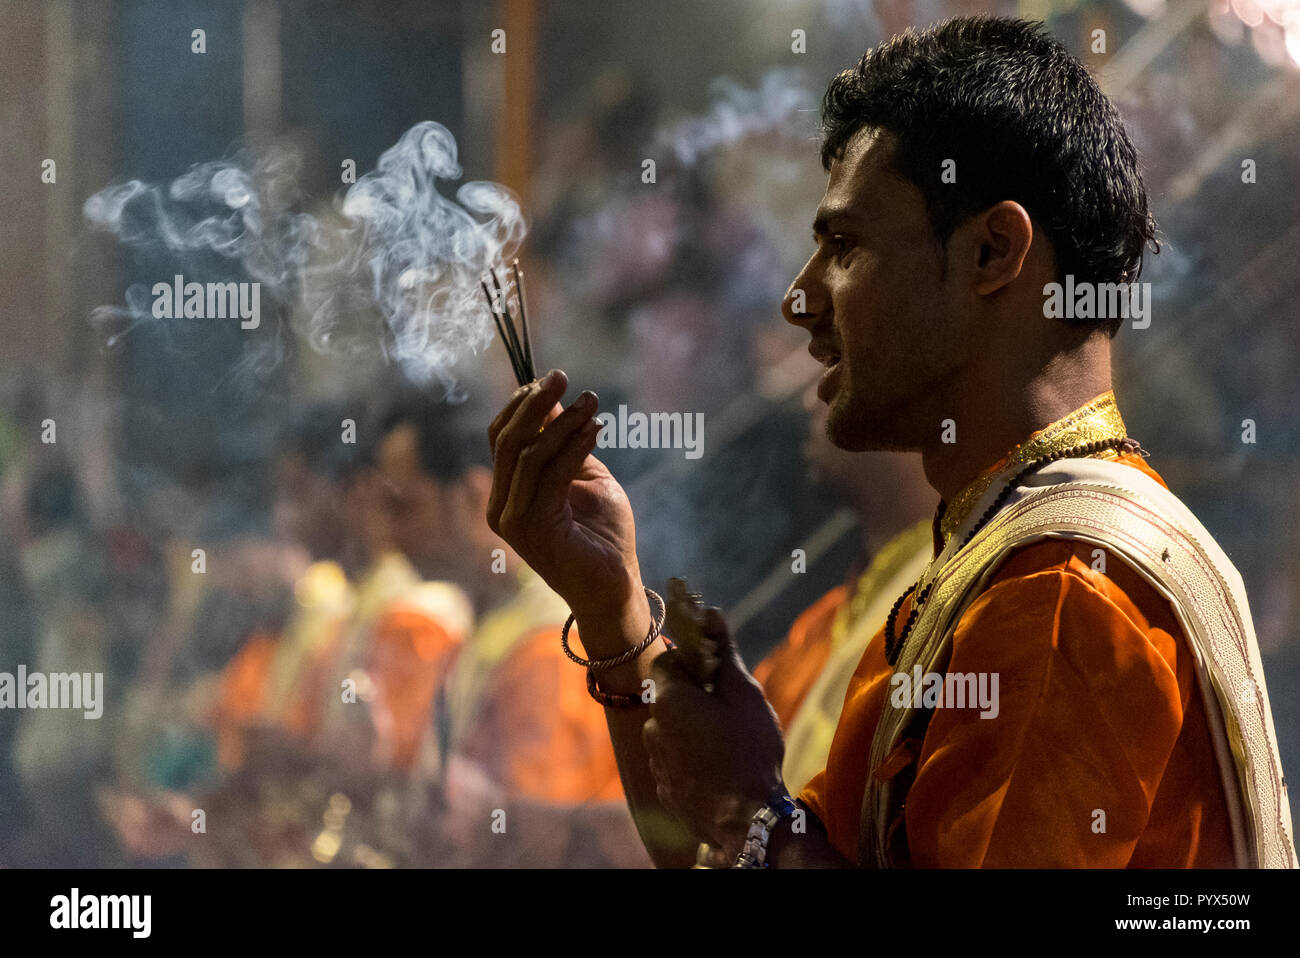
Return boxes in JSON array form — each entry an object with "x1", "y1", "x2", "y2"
[
  {"x1": 279, "y1": 400, "x2": 364, "y2": 483},
  {"x1": 376, "y1": 392, "x2": 491, "y2": 484},
  {"x1": 820, "y1": 16, "x2": 1158, "y2": 335}
]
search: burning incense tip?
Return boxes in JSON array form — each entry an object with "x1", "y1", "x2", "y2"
[
  {"x1": 511, "y1": 259, "x2": 535, "y2": 375},
  {"x1": 482, "y1": 265, "x2": 535, "y2": 386}
]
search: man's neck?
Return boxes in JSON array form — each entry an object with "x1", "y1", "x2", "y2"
[{"x1": 921, "y1": 349, "x2": 1113, "y2": 504}]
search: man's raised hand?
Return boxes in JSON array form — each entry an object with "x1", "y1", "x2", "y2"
[{"x1": 486, "y1": 369, "x2": 647, "y2": 644}]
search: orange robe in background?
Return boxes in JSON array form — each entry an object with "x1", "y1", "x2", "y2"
[
  {"x1": 456, "y1": 625, "x2": 623, "y2": 803},
  {"x1": 213, "y1": 560, "x2": 354, "y2": 770},
  {"x1": 798, "y1": 451, "x2": 1236, "y2": 867},
  {"x1": 365, "y1": 582, "x2": 474, "y2": 772},
  {"x1": 363, "y1": 567, "x2": 621, "y2": 802},
  {"x1": 214, "y1": 633, "x2": 278, "y2": 770},
  {"x1": 752, "y1": 585, "x2": 847, "y2": 730},
  {"x1": 442, "y1": 567, "x2": 624, "y2": 805}
]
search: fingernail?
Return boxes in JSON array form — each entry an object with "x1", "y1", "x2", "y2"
[
  {"x1": 577, "y1": 390, "x2": 597, "y2": 410},
  {"x1": 542, "y1": 369, "x2": 562, "y2": 387}
]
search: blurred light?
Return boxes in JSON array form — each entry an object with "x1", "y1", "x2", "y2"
[
  {"x1": 1122, "y1": 0, "x2": 1168, "y2": 18},
  {"x1": 1211, "y1": 1, "x2": 1248, "y2": 44},
  {"x1": 1251, "y1": 17, "x2": 1290, "y2": 63},
  {"x1": 1233, "y1": 0, "x2": 1267, "y2": 27},
  {"x1": 352, "y1": 843, "x2": 394, "y2": 869},
  {"x1": 1263, "y1": 0, "x2": 1295, "y2": 25},
  {"x1": 1221, "y1": 0, "x2": 1300, "y2": 67},
  {"x1": 348, "y1": 669, "x2": 377, "y2": 703},
  {"x1": 1021, "y1": 0, "x2": 1054, "y2": 24},
  {"x1": 322, "y1": 808, "x2": 346, "y2": 829},
  {"x1": 310, "y1": 829, "x2": 341, "y2": 863}
]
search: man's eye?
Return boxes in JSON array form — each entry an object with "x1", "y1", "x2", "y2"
[{"x1": 812, "y1": 234, "x2": 853, "y2": 259}]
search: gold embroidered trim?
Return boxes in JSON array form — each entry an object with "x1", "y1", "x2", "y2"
[{"x1": 937, "y1": 391, "x2": 1128, "y2": 546}]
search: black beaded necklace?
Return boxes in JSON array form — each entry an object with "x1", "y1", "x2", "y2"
[{"x1": 882, "y1": 436, "x2": 1141, "y2": 666}]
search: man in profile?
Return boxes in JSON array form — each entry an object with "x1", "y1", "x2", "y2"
[{"x1": 484, "y1": 17, "x2": 1294, "y2": 868}]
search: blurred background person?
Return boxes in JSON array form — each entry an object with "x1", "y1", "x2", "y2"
[
  {"x1": 215, "y1": 399, "x2": 475, "y2": 868},
  {"x1": 11, "y1": 460, "x2": 116, "y2": 866},
  {"x1": 371, "y1": 393, "x2": 649, "y2": 867},
  {"x1": 214, "y1": 401, "x2": 363, "y2": 774}
]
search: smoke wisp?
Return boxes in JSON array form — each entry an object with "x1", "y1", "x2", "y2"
[{"x1": 84, "y1": 121, "x2": 526, "y2": 395}]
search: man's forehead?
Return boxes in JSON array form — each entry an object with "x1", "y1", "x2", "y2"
[{"x1": 817, "y1": 127, "x2": 894, "y2": 222}]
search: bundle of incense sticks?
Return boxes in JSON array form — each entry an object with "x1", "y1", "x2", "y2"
[{"x1": 480, "y1": 259, "x2": 536, "y2": 386}]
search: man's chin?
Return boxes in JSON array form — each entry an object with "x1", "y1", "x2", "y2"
[{"x1": 826, "y1": 398, "x2": 912, "y2": 452}]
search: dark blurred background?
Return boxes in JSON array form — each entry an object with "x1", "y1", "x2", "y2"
[{"x1": 0, "y1": 0, "x2": 1297, "y2": 866}]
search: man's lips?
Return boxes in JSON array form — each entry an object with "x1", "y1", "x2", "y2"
[
  {"x1": 816, "y1": 357, "x2": 842, "y2": 402},
  {"x1": 809, "y1": 342, "x2": 842, "y2": 402},
  {"x1": 808, "y1": 343, "x2": 841, "y2": 367}
]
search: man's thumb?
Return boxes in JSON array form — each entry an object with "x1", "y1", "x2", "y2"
[{"x1": 701, "y1": 606, "x2": 747, "y2": 685}]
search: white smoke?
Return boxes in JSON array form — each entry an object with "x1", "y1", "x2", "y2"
[
  {"x1": 84, "y1": 121, "x2": 525, "y2": 394},
  {"x1": 654, "y1": 70, "x2": 817, "y2": 167}
]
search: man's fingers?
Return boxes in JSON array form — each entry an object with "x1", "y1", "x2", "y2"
[
  {"x1": 701, "y1": 606, "x2": 750, "y2": 694},
  {"x1": 697, "y1": 843, "x2": 732, "y2": 868},
  {"x1": 486, "y1": 370, "x2": 568, "y2": 532},
  {"x1": 701, "y1": 607, "x2": 730, "y2": 642},
  {"x1": 500, "y1": 390, "x2": 598, "y2": 523},
  {"x1": 642, "y1": 719, "x2": 663, "y2": 775},
  {"x1": 497, "y1": 398, "x2": 599, "y2": 538},
  {"x1": 528, "y1": 415, "x2": 602, "y2": 518},
  {"x1": 643, "y1": 719, "x2": 677, "y2": 813},
  {"x1": 486, "y1": 382, "x2": 533, "y2": 450},
  {"x1": 493, "y1": 369, "x2": 566, "y2": 460},
  {"x1": 656, "y1": 781, "x2": 674, "y2": 812},
  {"x1": 491, "y1": 369, "x2": 566, "y2": 461},
  {"x1": 650, "y1": 646, "x2": 687, "y2": 683},
  {"x1": 648, "y1": 647, "x2": 704, "y2": 710},
  {"x1": 645, "y1": 717, "x2": 691, "y2": 826}
]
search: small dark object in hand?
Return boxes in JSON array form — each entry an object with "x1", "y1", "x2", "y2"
[
  {"x1": 665, "y1": 577, "x2": 720, "y2": 693},
  {"x1": 480, "y1": 258, "x2": 536, "y2": 386}
]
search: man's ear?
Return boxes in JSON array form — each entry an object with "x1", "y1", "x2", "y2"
[{"x1": 970, "y1": 200, "x2": 1034, "y2": 296}]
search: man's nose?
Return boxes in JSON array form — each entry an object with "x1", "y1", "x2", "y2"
[{"x1": 781, "y1": 259, "x2": 826, "y2": 329}]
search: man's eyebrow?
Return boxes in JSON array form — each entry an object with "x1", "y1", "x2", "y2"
[{"x1": 811, "y1": 205, "x2": 867, "y2": 235}]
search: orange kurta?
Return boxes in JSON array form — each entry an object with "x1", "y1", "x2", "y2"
[
  {"x1": 456, "y1": 626, "x2": 624, "y2": 803},
  {"x1": 797, "y1": 452, "x2": 1236, "y2": 867},
  {"x1": 753, "y1": 585, "x2": 848, "y2": 730}
]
